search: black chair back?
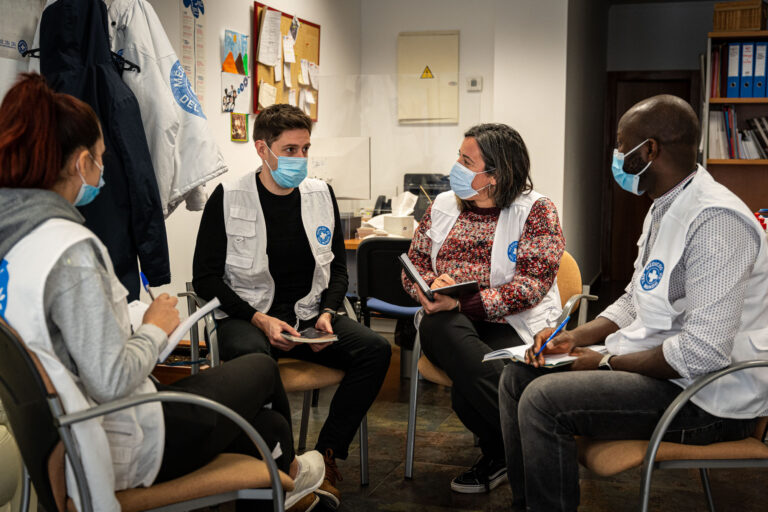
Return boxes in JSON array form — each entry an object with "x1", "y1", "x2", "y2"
[
  {"x1": 356, "y1": 238, "x2": 418, "y2": 325},
  {"x1": 0, "y1": 319, "x2": 63, "y2": 512}
]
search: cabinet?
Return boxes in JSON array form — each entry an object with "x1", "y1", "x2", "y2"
[{"x1": 703, "y1": 31, "x2": 768, "y2": 211}]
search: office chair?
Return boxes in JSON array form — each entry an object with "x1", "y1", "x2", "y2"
[
  {"x1": 0, "y1": 318, "x2": 289, "y2": 512},
  {"x1": 577, "y1": 360, "x2": 768, "y2": 512},
  {"x1": 180, "y1": 286, "x2": 370, "y2": 486},
  {"x1": 404, "y1": 250, "x2": 597, "y2": 479}
]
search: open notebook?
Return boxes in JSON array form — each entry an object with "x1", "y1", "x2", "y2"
[
  {"x1": 128, "y1": 297, "x2": 221, "y2": 362},
  {"x1": 483, "y1": 344, "x2": 608, "y2": 368}
]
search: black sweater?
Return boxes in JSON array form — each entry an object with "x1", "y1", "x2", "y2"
[{"x1": 192, "y1": 174, "x2": 348, "y2": 324}]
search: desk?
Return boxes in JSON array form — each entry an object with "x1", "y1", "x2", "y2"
[{"x1": 344, "y1": 238, "x2": 363, "y2": 250}]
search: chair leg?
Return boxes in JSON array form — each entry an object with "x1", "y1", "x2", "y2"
[
  {"x1": 404, "y1": 335, "x2": 422, "y2": 479},
  {"x1": 311, "y1": 388, "x2": 320, "y2": 407},
  {"x1": 359, "y1": 415, "x2": 369, "y2": 486},
  {"x1": 20, "y1": 464, "x2": 31, "y2": 512},
  {"x1": 699, "y1": 468, "x2": 716, "y2": 512},
  {"x1": 298, "y1": 390, "x2": 312, "y2": 452}
]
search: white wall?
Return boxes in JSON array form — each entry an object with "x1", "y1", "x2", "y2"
[
  {"x1": 562, "y1": 0, "x2": 608, "y2": 284},
  {"x1": 607, "y1": 1, "x2": 715, "y2": 71},
  {"x1": 147, "y1": 0, "x2": 362, "y2": 302},
  {"x1": 358, "y1": 0, "x2": 495, "y2": 208},
  {"x1": 492, "y1": 0, "x2": 569, "y2": 212}
]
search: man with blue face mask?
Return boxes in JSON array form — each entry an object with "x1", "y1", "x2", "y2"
[
  {"x1": 498, "y1": 94, "x2": 768, "y2": 511},
  {"x1": 192, "y1": 104, "x2": 390, "y2": 511}
]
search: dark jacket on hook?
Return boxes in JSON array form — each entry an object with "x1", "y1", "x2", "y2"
[{"x1": 39, "y1": 0, "x2": 170, "y2": 299}]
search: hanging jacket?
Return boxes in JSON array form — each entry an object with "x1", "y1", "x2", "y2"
[
  {"x1": 108, "y1": 0, "x2": 228, "y2": 217},
  {"x1": 37, "y1": 0, "x2": 170, "y2": 299}
]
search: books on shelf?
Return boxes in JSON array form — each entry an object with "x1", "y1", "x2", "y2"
[
  {"x1": 708, "y1": 107, "x2": 768, "y2": 160},
  {"x1": 711, "y1": 40, "x2": 768, "y2": 98}
]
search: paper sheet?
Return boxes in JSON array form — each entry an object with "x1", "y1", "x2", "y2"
[
  {"x1": 305, "y1": 90, "x2": 315, "y2": 104},
  {"x1": 298, "y1": 88, "x2": 306, "y2": 111},
  {"x1": 299, "y1": 58, "x2": 309, "y2": 85},
  {"x1": 282, "y1": 34, "x2": 296, "y2": 63},
  {"x1": 308, "y1": 62, "x2": 319, "y2": 90},
  {"x1": 274, "y1": 41, "x2": 283, "y2": 82},
  {"x1": 288, "y1": 89, "x2": 297, "y2": 106},
  {"x1": 284, "y1": 63, "x2": 292, "y2": 87},
  {"x1": 257, "y1": 8, "x2": 282, "y2": 66},
  {"x1": 258, "y1": 82, "x2": 277, "y2": 108}
]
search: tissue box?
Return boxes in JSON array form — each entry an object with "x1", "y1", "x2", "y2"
[
  {"x1": 339, "y1": 213, "x2": 362, "y2": 239},
  {"x1": 384, "y1": 215, "x2": 414, "y2": 238}
]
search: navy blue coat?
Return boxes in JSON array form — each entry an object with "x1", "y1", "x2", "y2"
[{"x1": 39, "y1": 0, "x2": 170, "y2": 299}]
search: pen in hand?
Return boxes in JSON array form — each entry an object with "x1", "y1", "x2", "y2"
[
  {"x1": 534, "y1": 315, "x2": 571, "y2": 358},
  {"x1": 139, "y1": 271, "x2": 156, "y2": 301}
]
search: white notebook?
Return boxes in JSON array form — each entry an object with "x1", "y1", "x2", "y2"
[
  {"x1": 483, "y1": 344, "x2": 608, "y2": 368},
  {"x1": 128, "y1": 297, "x2": 221, "y2": 363}
]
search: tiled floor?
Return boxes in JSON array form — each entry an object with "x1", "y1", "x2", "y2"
[{"x1": 285, "y1": 339, "x2": 768, "y2": 512}]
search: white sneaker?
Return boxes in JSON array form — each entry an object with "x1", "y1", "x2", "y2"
[{"x1": 285, "y1": 451, "x2": 325, "y2": 509}]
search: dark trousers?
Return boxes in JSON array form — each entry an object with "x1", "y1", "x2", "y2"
[
  {"x1": 419, "y1": 310, "x2": 524, "y2": 458},
  {"x1": 218, "y1": 314, "x2": 391, "y2": 459},
  {"x1": 499, "y1": 363, "x2": 758, "y2": 511},
  {"x1": 155, "y1": 353, "x2": 295, "y2": 483}
]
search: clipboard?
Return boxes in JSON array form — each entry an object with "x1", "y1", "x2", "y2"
[{"x1": 398, "y1": 253, "x2": 479, "y2": 301}]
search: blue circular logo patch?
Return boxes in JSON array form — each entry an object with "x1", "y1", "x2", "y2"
[
  {"x1": 507, "y1": 241, "x2": 519, "y2": 263},
  {"x1": 316, "y1": 226, "x2": 332, "y2": 245},
  {"x1": 0, "y1": 259, "x2": 8, "y2": 319},
  {"x1": 17, "y1": 40, "x2": 27, "y2": 56},
  {"x1": 170, "y1": 60, "x2": 206, "y2": 119},
  {"x1": 640, "y1": 259, "x2": 664, "y2": 291}
]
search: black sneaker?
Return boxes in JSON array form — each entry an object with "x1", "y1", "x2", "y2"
[{"x1": 450, "y1": 456, "x2": 507, "y2": 494}]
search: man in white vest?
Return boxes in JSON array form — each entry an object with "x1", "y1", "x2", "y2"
[
  {"x1": 192, "y1": 104, "x2": 391, "y2": 510},
  {"x1": 498, "y1": 95, "x2": 768, "y2": 511}
]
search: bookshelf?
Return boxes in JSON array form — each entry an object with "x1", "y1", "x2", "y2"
[{"x1": 703, "y1": 31, "x2": 768, "y2": 211}]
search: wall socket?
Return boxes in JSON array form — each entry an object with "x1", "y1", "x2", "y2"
[{"x1": 466, "y1": 76, "x2": 483, "y2": 92}]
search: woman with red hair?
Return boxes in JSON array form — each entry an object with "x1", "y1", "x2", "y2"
[{"x1": 0, "y1": 74, "x2": 323, "y2": 512}]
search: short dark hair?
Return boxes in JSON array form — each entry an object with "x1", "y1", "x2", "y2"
[
  {"x1": 252, "y1": 104, "x2": 312, "y2": 147},
  {"x1": 0, "y1": 73, "x2": 101, "y2": 189},
  {"x1": 461, "y1": 123, "x2": 533, "y2": 210}
]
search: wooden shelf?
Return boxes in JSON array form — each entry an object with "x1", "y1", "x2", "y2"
[
  {"x1": 710, "y1": 97, "x2": 768, "y2": 104},
  {"x1": 707, "y1": 159, "x2": 768, "y2": 165},
  {"x1": 709, "y1": 30, "x2": 768, "y2": 39}
]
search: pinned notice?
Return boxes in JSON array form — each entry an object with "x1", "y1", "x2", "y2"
[
  {"x1": 420, "y1": 66, "x2": 434, "y2": 79},
  {"x1": 257, "y1": 8, "x2": 282, "y2": 67},
  {"x1": 284, "y1": 62, "x2": 292, "y2": 87},
  {"x1": 308, "y1": 62, "x2": 320, "y2": 90},
  {"x1": 283, "y1": 35, "x2": 296, "y2": 63},
  {"x1": 299, "y1": 58, "x2": 310, "y2": 85},
  {"x1": 258, "y1": 81, "x2": 277, "y2": 108}
]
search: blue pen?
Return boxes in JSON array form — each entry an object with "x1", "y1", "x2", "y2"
[
  {"x1": 534, "y1": 315, "x2": 570, "y2": 357},
  {"x1": 139, "y1": 271, "x2": 155, "y2": 300}
]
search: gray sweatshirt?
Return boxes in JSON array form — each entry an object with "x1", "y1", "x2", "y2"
[{"x1": 0, "y1": 189, "x2": 166, "y2": 422}]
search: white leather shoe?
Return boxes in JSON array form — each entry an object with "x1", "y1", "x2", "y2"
[{"x1": 285, "y1": 451, "x2": 325, "y2": 509}]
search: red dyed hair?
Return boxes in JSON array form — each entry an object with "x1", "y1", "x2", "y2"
[{"x1": 0, "y1": 73, "x2": 101, "y2": 189}]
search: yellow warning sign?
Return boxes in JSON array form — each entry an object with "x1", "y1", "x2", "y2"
[{"x1": 420, "y1": 66, "x2": 434, "y2": 79}]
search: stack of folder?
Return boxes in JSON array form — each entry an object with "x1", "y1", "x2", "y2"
[
  {"x1": 709, "y1": 108, "x2": 768, "y2": 159},
  {"x1": 711, "y1": 41, "x2": 768, "y2": 98}
]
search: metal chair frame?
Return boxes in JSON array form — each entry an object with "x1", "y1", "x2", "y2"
[
  {"x1": 180, "y1": 287, "x2": 370, "y2": 486},
  {"x1": 0, "y1": 321, "x2": 285, "y2": 512},
  {"x1": 637, "y1": 360, "x2": 768, "y2": 512}
]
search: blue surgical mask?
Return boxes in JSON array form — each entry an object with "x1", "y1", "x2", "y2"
[
  {"x1": 612, "y1": 139, "x2": 651, "y2": 196},
  {"x1": 265, "y1": 146, "x2": 308, "y2": 189},
  {"x1": 74, "y1": 154, "x2": 105, "y2": 206},
  {"x1": 449, "y1": 161, "x2": 494, "y2": 200}
]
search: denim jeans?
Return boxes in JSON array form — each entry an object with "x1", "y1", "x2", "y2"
[{"x1": 499, "y1": 363, "x2": 757, "y2": 511}]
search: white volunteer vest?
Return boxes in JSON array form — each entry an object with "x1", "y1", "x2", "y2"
[
  {"x1": 220, "y1": 171, "x2": 335, "y2": 322},
  {"x1": 605, "y1": 166, "x2": 768, "y2": 418},
  {"x1": 426, "y1": 191, "x2": 562, "y2": 344},
  {"x1": 1, "y1": 219, "x2": 163, "y2": 511}
]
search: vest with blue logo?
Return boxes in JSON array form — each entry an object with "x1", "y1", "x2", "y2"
[
  {"x1": 220, "y1": 170, "x2": 335, "y2": 322},
  {"x1": 426, "y1": 190, "x2": 562, "y2": 345},
  {"x1": 605, "y1": 166, "x2": 768, "y2": 418}
]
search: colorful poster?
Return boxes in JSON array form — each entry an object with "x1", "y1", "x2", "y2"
[
  {"x1": 222, "y1": 29, "x2": 248, "y2": 76},
  {"x1": 221, "y1": 72, "x2": 251, "y2": 113},
  {"x1": 180, "y1": 0, "x2": 206, "y2": 105}
]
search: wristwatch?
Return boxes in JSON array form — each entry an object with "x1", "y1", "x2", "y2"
[
  {"x1": 322, "y1": 308, "x2": 338, "y2": 321},
  {"x1": 598, "y1": 354, "x2": 614, "y2": 371}
]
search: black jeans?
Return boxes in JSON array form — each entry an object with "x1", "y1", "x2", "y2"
[
  {"x1": 218, "y1": 314, "x2": 391, "y2": 459},
  {"x1": 155, "y1": 353, "x2": 295, "y2": 482},
  {"x1": 419, "y1": 310, "x2": 524, "y2": 458},
  {"x1": 499, "y1": 363, "x2": 758, "y2": 511}
]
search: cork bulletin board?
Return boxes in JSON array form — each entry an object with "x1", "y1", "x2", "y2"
[{"x1": 253, "y1": 2, "x2": 320, "y2": 121}]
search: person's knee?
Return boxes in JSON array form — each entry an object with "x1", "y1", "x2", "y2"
[
  {"x1": 518, "y1": 375, "x2": 560, "y2": 429},
  {"x1": 228, "y1": 353, "x2": 280, "y2": 391},
  {"x1": 418, "y1": 311, "x2": 459, "y2": 353}
]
